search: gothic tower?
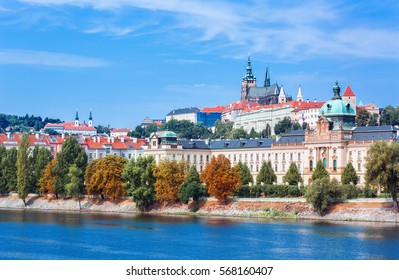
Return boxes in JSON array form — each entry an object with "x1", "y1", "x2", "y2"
[
  {"x1": 74, "y1": 110, "x2": 79, "y2": 126},
  {"x1": 241, "y1": 54, "x2": 256, "y2": 101}
]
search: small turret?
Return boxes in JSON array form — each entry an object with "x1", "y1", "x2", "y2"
[
  {"x1": 74, "y1": 110, "x2": 79, "y2": 126},
  {"x1": 88, "y1": 109, "x2": 93, "y2": 127},
  {"x1": 296, "y1": 85, "x2": 303, "y2": 102},
  {"x1": 278, "y1": 85, "x2": 286, "y2": 103}
]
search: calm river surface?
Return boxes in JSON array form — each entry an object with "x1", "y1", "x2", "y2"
[{"x1": 0, "y1": 209, "x2": 398, "y2": 260}]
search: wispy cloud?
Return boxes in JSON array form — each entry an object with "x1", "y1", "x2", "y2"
[
  {"x1": 165, "y1": 83, "x2": 221, "y2": 93},
  {"x1": 14, "y1": 0, "x2": 399, "y2": 60},
  {"x1": 0, "y1": 49, "x2": 108, "y2": 68}
]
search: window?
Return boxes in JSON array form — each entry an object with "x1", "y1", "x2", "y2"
[
  {"x1": 128, "y1": 154, "x2": 132, "y2": 159},
  {"x1": 309, "y1": 149, "x2": 313, "y2": 155},
  {"x1": 200, "y1": 155, "x2": 203, "y2": 162},
  {"x1": 250, "y1": 154, "x2": 253, "y2": 161},
  {"x1": 172, "y1": 154, "x2": 176, "y2": 160},
  {"x1": 298, "y1": 163, "x2": 301, "y2": 170},
  {"x1": 106, "y1": 148, "x2": 110, "y2": 154},
  {"x1": 275, "y1": 154, "x2": 278, "y2": 161},
  {"x1": 282, "y1": 153, "x2": 285, "y2": 161},
  {"x1": 282, "y1": 164, "x2": 285, "y2": 172},
  {"x1": 206, "y1": 155, "x2": 209, "y2": 162},
  {"x1": 251, "y1": 165, "x2": 253, "y2": 171},
  {"x1": 193, "y1": 155, "x2": 197, "y2": 162},
  {"x1": 89, "y1": 153, "x2": 93, "y2": 159},
  {"x1": 298, "y1": 153, "x2": 301, "y2": 160},
  {"x1": 310, "y1": 160, "x2": 313, "y2": 171},
  {"x1": 187, "y1": 155, "x2": 191, "y2": 161},
  {"x1": 234, "y1": 155, "x2": 236, "y2": 162},
  {"x1": 275, "y1": 164, "x2": 278, "y2": 172},
  {"x1": 256, "y1": 154, "x2": 259, "y2": 161},
  {"x1": 333, "y1": 160, "x2": 337, "y2": 171},
  {"x1": 358, "y1": 151, "x2": 361, "y2": 159},
  {"x1": 100, "y1": 152, "x2": 103, "y2": 159},
  {"x1": 256, "y1": 165, "x2": 259, "y2": 172},
  {"x1": 349, "y1": 151, "x2": 352, "y2": 159},
  {"x1": 358, "y1": 162, "x2": 361, "y2": 171},
  {"x1": 152, "y1": 141, "x2": 157, "y2": 146},
  {"x1": 323, "y1": 158, "x2": 327, "y2": 167},
  {"x1": 333, "y1": 149, "x2": 337, "y2": 154},
  {"x1": 113, "y1": 153, "x2": 117, "y2": 156},
  {"x1": 290, "y1": 153, "x2": 293, "y2": 161}
]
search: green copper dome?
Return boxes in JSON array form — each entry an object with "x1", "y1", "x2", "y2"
[
  {"x1": 319, "y1": 81, "x2": 356, "y2": 130},
  {"x1": 150, "y1": 130, "x2": 177, "y2": 138}
]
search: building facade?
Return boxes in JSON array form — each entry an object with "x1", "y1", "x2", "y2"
[
  {"x1": 166, "y1": 107, "x2": 200, "y2": 123},
  {"x1": 44, "y1": 111, "x2": 96, "y2": 136}
]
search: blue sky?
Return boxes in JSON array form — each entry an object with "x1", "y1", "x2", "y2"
[{"x1": 0, "y1": 0, "x2": 398, "y2": 128}]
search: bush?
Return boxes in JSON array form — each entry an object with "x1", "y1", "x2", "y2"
[
  {"x1": 362, "y1": 185, "x2": 377, "y2": 198},
  {"x1": 288, "y1": 185, "x2": 302, "y2": 197},
  {"x1": 341, "y1": 184, "x2": 361, "y2": 199},
  {"x1": 305, "y1": 177, "x2": 334, "y2": 215},
  {"x1": 233, "y1": 185, "x2": 251, "y2": 198},
  {"x1": 252, "y1": 185, "x2": 263, "y2": 198}
]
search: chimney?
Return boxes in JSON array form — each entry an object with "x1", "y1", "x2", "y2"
[
  {"x1": 62, "y1": 133, "x2": 65, "y2": 140},
  {"x1": 107, "y1": 137, "x2": 110, "y2": 143},
  {"x1": 97, "y1": 136, "x2": 101, "y2": 143},
  {"x1": 133, "y1": 137, "x2": 137, "y2": 144},
  {"x1": 111, "y1": 137, "x2": 114, "y2": 143},
  {"x1": 314, "y1": 99, "x2": 316, "y2": 102},
  {"x1": 121, "y1": 137, "x2": 125, "y2": 143},
  {"x1": 6, "y1": 132, "x2": 11, "y2": 139},
  {"x1": 35, "y1": 133, "x2": 40, "y2": 140},
  {"x1": 307, "y1": 99, "x2": 309, "y2": 103}
]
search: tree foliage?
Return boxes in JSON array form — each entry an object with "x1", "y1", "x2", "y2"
[
  {"x1": 86, "y1": 156, "x2": 128, "y2": 200},
  {"x1": 84, "y1": 160, "x2": 99, "y2": 196},
  {"x1": 236, "y1": 161, "x2": 253, "y2": 185},
  {"x1": 29, "y1": 146, "x2": 53, "y2": 194},
  {"x1": 212, "y1": 121, "x2": 234, "y2": 139},
  {"x1": 365, "y1": 141, "x2": 399, "y2": 212},
  {"x1": 122, "y1": 156, "x2": 156, "y2": 211},
  {"x1": 161, "y1": 119, "x2": 211, "y2": 139},
  {"x1": 0, "y1": 113, "x2": 61, "y2": 132},
  {"x1": 54, "y1": 137, "x2": 87, "y2": 197},
  {"x1": 341, "y1": 162, "x2": 358, "y2": 185},
  {"x1": 380, "y1": 105, "x2": 399, "y2": 126},
  {"x1": 65, "y1": 164, "x2": 83, "y2": 200},
  {"x1": 311, "y1": 160, "x2": 329, "y2": 181},
  {"x1": 16, "y1": 134, "x2": 30, "y2": 203},
  {"x1": 200, "y1": 155, "x2": 240, "y2": 201},
  {"x1": 153, "y1": 159, "x2": 187, "y2": 203},
  {"x1": 0, "y1": 146, "x2": 8, "y2": 195},
  {"x1": 39, "y1": 158, "x2": 58, "y2": 195},
  {"x1": 356, "y1": 108, "x2": 371, "y2": 127},
  {"x1": 284, "y1": 162, "x2": 303, "y2": 186},
  {"x1": 274, "y1": 117, "x2": 295, "y2": 135},
  {"x1": 1, "y1": 148, "x2": 17, "y2": 192},
  {"x1": 305, "y1": 177, "x2": 339, "y2": 215},
  {"x1": 179, "y1": 165, "x2": 205, "y2": 204},
  {"x1": 256, "y1": 161, "x2": 276, "y2": 185}
]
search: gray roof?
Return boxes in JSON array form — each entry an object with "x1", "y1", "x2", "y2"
[
  {"x1": 352, "y1": 125, "x2": 397, "y2": 141},
  {"x1": 166, "y1": 107, "x2": 200, "y2": 116},
  {"x1": 178, "y1": 140, "x2": 210, "y2": 150},
  {"x1": 248, "y1": 84, "x2": 280, "y2": 98},
  {"x1": 209, "y1": 138, "x2": 275, "y2": 150},
  {"x1": 279, "y1": 130, "x2": 305, "y2": 144}
]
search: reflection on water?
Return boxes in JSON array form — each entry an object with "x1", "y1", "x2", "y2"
[{"x1": 0, "y1": 209, "x2": 398, "y2": 260}]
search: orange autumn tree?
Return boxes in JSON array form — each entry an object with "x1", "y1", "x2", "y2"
[
  {"x1": 153, "y1": 159, "x2": 187, "y2": 204},
  {"x1": 84, "y1": 159, "x2": 100, "y2": 196},
  {"x1": 39, "y1": 158, "x2": 58, "y2": 196},
  {"x1": 87, "y1": 156, "x2": 128, "y2": 200},
  {"x1": 200, "y1": 154, "x2": 240, "y2": 201}
]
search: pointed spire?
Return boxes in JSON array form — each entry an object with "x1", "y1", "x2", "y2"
[
  {"x1": 297, "y1": 84, "x2": 303, "y2": 101},
  {"x1": 264, "y1": 67, "x2": 270, "y2": 87},
  {"x1": 278, "y1": 85, "x2": 286, "y2": 103},
  {"x1": 75, "y1": 110, "x2": 79, "y2": 120},
  {"x1": 243, "y1": 52, "x2": 255, "y2": 81},
  {"x1": 89, "y1": 109, "x2": 93, "y2": 120}
]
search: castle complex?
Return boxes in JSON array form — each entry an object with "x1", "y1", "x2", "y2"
[{"x1": 143, "y1": 82, "x2": 398, "y2": 185}]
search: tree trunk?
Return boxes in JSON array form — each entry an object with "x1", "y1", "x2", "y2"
[
  {"x1": 78, "y1": 196, "x2": 81, "y2": 211},
  {"x1": 392, "y1": 190, "x2": 399, "y2": 213}
]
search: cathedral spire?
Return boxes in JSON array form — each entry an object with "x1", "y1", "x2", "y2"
[
  {"x1": 243, "y1": 53, "x2": 256, "y2": 81},
  {"x1": 89, "y1": 109, "x2": 93, "y2": 120},
  {"x1": 264, "y1": 67, "x2": 270, "y2": 87}
]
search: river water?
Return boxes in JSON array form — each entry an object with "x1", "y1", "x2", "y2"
[{"x1": 0, "y1": 209, "x2": 398, "y2": 260}]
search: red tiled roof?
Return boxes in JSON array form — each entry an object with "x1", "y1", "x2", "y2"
[
  {"x1": 343, "y1": 86, "x2": 356, "y2": 97},
  {"x1": 242, "y1": 101, "x2": 302, "y2": 113},
  {"x1": 111, "y1": 128, "x2": 131, "y2": 133},
  {"x1": 292, "y1": 101, "x2": 325, "y2": 112},
  {"x1": 224, "y1": 101, "x2": 259, "y2": 112},
  {"x1": 202, "y1": 106, "x2": 226, "y2": 113},
  {"x1": 45, "y1": 122, "x2": 96, "y2": 131}
]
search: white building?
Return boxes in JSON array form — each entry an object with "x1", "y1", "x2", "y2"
[{"x1": 166, "y1": 107, "x2": 200, "y2": 123}]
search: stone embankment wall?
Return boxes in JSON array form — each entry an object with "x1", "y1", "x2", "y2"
[{"x1": 0, "y1": 195, "x2": 398, "y2": 223}]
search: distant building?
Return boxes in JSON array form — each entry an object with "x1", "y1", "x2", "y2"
[
  {"x1": 197, "y1": 106, "x2": 224, "y2": 127},
  {"x1": 240, "y1": 55, "x2": 292, "y2": 105},
  {"x1": 166, "y1": 107, "x2": 200, "y2": 123},
  {"x1": 342, "y1": 86, "x2": 357, "y2": 114},
  {"x1": 110, "y1": 128, "x2": 131, "y2": 138},
  {"x1": 291, "y1": 101, "x2": 325, "y2": 129},
  {"x1": 221, "y1": 101, "x2": 259, "y2": 122},
  {"x1": 44, "y1": 111, "x2": 96, "y2": 136},
  {"x1": 141, "y1": 117, "x2": 165, "y2": 128}
]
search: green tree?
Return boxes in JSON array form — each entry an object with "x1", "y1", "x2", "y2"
[
  {"x1": 380, "y1": 106, "x2": 399, "y2": 126},
  {"x1": 96, "y1": 125, "x2": 110, "y2": 135},
  {"x1": 305, "y1": 177, "x2": 338, "y2": 215},
  {"x1": 29, "y1": 147, "x2": 53, "y2": 194},
  {"x1": 284, "y1": 162, "x2": 303, "y2": 186},
  {"x1": 16, "y1": 134, "x2": 30, "y2": 205},
  {"x1": 365, "y1": 141, "x2": 399, "y2": 212},
  {"x1": 369, "y1": 113, "x2": 379, "y2": 126},
  {"x1": 311, "y1": 160, "x2": 329, "y2": 181},
  {"x1": 341, "y1": 162, "x2": 358, "y2": 185},
  {"x1": 236, "y1": 161, "x2": 253, "y2": 185},
  {"x1": 179, "y1": 165, "x2": 205, "y2": 205},
  {"x1": 356, "y1": 108, "x2": 371, "y2": 126},
  {"x1": 2, "y1": 148, "x2": 17, "y2": 192},
  {"x1": 122, "y1": 156, "x2": 156, "y2": 211},
  {"x1": 128, "y1": 125, "x2": 145, "y2": 138},
  {"x1": 0, "y1": 146, "x2": 8, "y2": 195},
  {"x1": 54, "y1": 137, "x2": 87, "y2": 198},
  {"x1": 274, "y1": 117, "x2": 292, "y2": 135},
  {"x1": 256, "y1": 161, "x2": 276, "y2": 185},
  {"x1": 249, "y1": 127, "x2": 259, "y2": 139},
  {"x1": 293, "y1": 122, "x2": 301, "y2": 130},
  {"x1": 65, "y1": 164, "x2": 83, "y2": 208},
  {"x1": 212, "y1": 121, "x2": 234, "y2": 139},
  {"x1": 145, "y1": 123, "x2": 159, "y2": 137}
]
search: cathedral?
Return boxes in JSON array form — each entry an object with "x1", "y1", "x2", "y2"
[{"x1": 240, "y1": 55, "x2": 292, "y2": 105}]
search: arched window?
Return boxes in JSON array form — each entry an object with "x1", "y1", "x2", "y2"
[
  {"x1": 309, "y1": 160, "x2": 313, "y2": 171},
  {"x1": 333, "y1": 160, "x2": 337, "y2": 171},
  {"x1": 323, "y1": 158, "x2": 327, "y2": 168}
]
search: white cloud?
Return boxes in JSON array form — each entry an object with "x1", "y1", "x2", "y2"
[
  {"x1": 15, "y1": 0, "x2": 399, "y2": 60},
  {"x1": 0, "y1": 49, "x2": 108, "y2": 67}
]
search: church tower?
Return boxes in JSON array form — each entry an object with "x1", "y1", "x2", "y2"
[
  {"x1": 88, "y1": 110, "x2": 93, "y2": 127},
  {"x1": 296, "y1": 85, "x2": 303, "y2": 102},
  {"x1": 74, "y1": 110, "x2": 79, "y2": 127},
  {"x1": 342, "y1": 85, "x2": 357, "y2": 114},
  {"x1": 278, "y1": 85, "x2": 287, "y2": 103},
  {"x1": 241, "y1": 54, "x2": 256, "y2": 101},
  {"x1": 264, "y1": 67, "x2": 270, "y2": 87}
]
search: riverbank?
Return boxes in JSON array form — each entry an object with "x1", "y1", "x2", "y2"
[{"x1": 0, "y1": 195, "x2": 398, "y2": 223}]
